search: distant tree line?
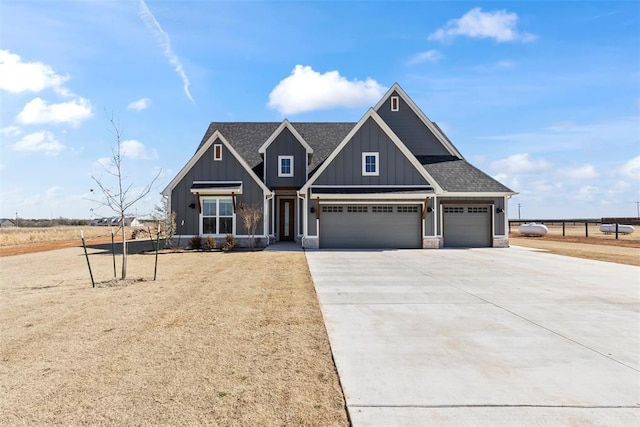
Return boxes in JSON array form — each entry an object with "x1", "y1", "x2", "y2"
[{"x1": 10, "y1": 218, "x2": 91, "y2": 227}]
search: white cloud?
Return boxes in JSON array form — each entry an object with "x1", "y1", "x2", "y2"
[
  {"x1": 120, "y1": 139, "x2": 157, "y2": 160},
  {"x1": 127, "y1": 97, "x2": 151, "y2": 111},
  {"x1": 490, "y1": 153, "x2": 551, "y2": 174},
  {"x1": 406, "y1": 50, "x2": 443, "y2": 66},
  {"x1": 576, "y1": 185, "x2": 599, "y2": 201},
  {"x1": 0, "y1": 49, "x2": 69, "y2": 95},
  {"x1": 139, "y1": 0, "x2": 194, "y2": 103},
  {"x1": 429, "y1": 8, "x2": 537, "y2": 43},
  {"x1": 618, "y1": 155, "x2": 640, "y2": 179},
  {"x1": 493, "y1": 172, "x2": 520, "y2": 191},
  {"x1": 268, "y1": 65, "x2": 387, "y2": 115},
  {"x1": 17, "y1": 97, "x2": 93, "y2": 126},
  {"x1": 559, "y1": 164, "x2": 599, "y2": 179},
  {"x1": 1, "y1": 125, "x2": 21, "y2": 137},
  {"x1": 12, "y1": 131, "x2": 65, "y2": 155}
]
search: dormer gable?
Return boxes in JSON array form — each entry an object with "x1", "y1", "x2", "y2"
[
  {"x1": 259, "y1": 120, "x2": 313, "y2": 189},
  {"x1": 375, "y1": 83, "x2": 464, "y2": 159}
]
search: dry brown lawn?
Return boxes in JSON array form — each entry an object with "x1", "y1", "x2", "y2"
[
  {"x1": 510, "y1": 223, "x2": 640, "y2": 266},
  {"x1": 0, "y1": 248, "x2": 348, "y2": 426}
]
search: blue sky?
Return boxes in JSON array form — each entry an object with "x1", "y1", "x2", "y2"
[{"x1": 1, "y1": 0, "x2": 638, "y2": 220}]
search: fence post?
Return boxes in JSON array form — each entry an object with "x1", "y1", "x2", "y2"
[
  {"x1": 585, "y1": 222, "x2": 589, "y2": 238},
  {"x1": 562, "y1": 222, "x2": 565, "y2": 236},
  {"x1": 615, "y1": 223, "x2": 619, "y2": 240}
]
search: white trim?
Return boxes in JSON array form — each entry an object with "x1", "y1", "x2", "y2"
[
  {"x1": 312, "y1": 185, "x2": 431, "y2": 189},
  {"x1": 258, "y1": 119, "x2": 314, "y2": 155},
  {"x1": 300, "y1": 108, "x2": 443, "y2": 194},
  {"x1": 318, "y1": 200, "x2": 424, "y2": 204},
  {"x1": 190, "y1": 181, "x2": 243, "y2": 195},
  {"x1": 311, "y1": 193, "x2": 432, "y2": 200},
  {"x1": 199, "y1": 196, "x2": 235, "y2": 236},
  {"x1": 362, "y1": 152, "x2": 379, "y2": 176},
  {"x1": 390, "y1": 96, "x2": 399, "y2": 112},
  {"x1": 162, "y1": 130, "x2": 272, "y2": 197},
  {"x1": 278, "y1": 155, "x2": 294, "y2": 177},
  {"x1": 213, "y1": 143, "x2": 222, "y2": 161},
  {"x1": 374, "y1": 83, "x2": 464, "y2": 159},
  {"x1": 437, "y1": 192, "x2": 516, "y2": 197}
]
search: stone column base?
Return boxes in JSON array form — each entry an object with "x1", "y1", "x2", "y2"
[
  {"x1": 302, "y1": 236, "x2": 319, "y2": 249},
  {"x1": 422, "y1": 237, "x2": 442, "y2": 249},
  {"x1": 493, "y1": 236, "x2": 510, "y2": 248}
]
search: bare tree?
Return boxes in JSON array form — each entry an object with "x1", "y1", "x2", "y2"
[
  {"x1": 92, "y1": 114, "x2": 160, "y2": 279},
  {"x1": 235, "y1": 202, "x2": 262, "y2": 248},
  {"x1": 153, "y1": 196, "x2": 176, "y2": 248}
]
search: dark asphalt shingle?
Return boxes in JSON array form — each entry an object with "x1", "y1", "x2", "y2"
[{"x1": 418, "y1": 155, "x2": 514, "y2": 193}]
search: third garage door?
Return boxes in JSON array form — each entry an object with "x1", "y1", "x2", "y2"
[
  {"x1": 320, "y1": 204, "x2": 421, "y2": 249},
  {"x1": 442, "y1": 205, "x2": 492, "y2": 247}
]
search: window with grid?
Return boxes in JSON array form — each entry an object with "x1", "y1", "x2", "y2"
[
  {"x1": 468, "y1": 207, "x2": 488, "y2": 214},
  {"x1": 347, "y1": 206, "x2": 368, "y2": 213},
  {"x1": 443, "y1": 206, "x2": 464, "y2": 213},
  {"x1": 202, "y1": 198, "x2": 234, "y2": 234},
  {"x1": 372, "y1": 206, "x2": 393, "y2": 213},
  {"x1": 278, "y1": 155, "x2": 294, "y2": 177},
  {"x1": 321, "y1": 206, "x2": 343, "y2": 213},
  {"x1": 397, "y1": 206, "x2": 418, "y2": 213},
  {"x1": 362, "y1": 152, "x2": 379, "y2": 176}
]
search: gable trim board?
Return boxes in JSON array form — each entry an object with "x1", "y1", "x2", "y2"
[
  {"x1": 162, "y1": 130, "x2": 273, "y2": 206},
  {"x1": 374, "y1": 83, "x2": 464, "y2": 159},
  {"x1": 300, "y1": 108, "x2": 443, "y2": 194}
]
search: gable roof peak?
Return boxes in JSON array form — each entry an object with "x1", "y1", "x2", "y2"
[{"x1": 257, "y1": 119, "x2": 314, "y2": 155}]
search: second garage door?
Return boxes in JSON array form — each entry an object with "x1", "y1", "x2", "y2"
[
  {"x1": 320, "y1": 204, "x2": 421, "y2": 249},
  {"x1": 442, "y1": 205, "x2": 492, "y2": 247}
]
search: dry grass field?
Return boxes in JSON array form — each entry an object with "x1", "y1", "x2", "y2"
[
  {"x1": 0, "y1": 248, "x2": 348, "y2": 426},
  {"x1": 510, "y1": 223, "x2": 640, "y2": 266}
]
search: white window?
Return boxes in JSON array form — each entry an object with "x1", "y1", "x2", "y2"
[
  {"x1": 213, "y1": 144, "x2": 222, "y2": 161},
  {"x1": 391, "y1": 96, "x2": 399, "y2": 112},
  {"x1": 278, "y1": 155, "x2": 294, "y2": 177},
  {"x1": 201, "y1": 198, "x2": 234, "y2": 235},
  {"x1": 362, "y1": 152, "x2": 379, "y2": 176}
]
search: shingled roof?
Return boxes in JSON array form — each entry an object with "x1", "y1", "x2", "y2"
[
  {"x1": 197, "y1": 122, "x2": 355, "y2": 172},
  {"x1": 418, "y1": 156, "x2": 513, "y2": 193}
]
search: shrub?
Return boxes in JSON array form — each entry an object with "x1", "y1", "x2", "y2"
[
  {"x1": 222, "y1": 234, "x2": 236, "y2": 252},
  {"x1": 204, "y1": 236, "x2": 217, "y2": 250},
  {"x1": 189, "y1": 236, "x2": 202, "y2": 250}
]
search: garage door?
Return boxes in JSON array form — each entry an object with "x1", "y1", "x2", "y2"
[
  {"x1": 320, "y1": 204, "x2": 421, "y2": 249},
  {"x1": 442, "y1": 205, "x2": 492, "y2": 248}
]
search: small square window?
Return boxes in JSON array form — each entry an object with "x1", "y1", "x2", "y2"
[
  {"x1": 214, "y1": 144, "x2": 222, "y2": 161},
  {"x1": 362, "y1": 152, "x2": 379, "y2": 176},
  {"x1": 391, "y1": 96, "x2": 399, "y2": 112},
  {"x1": 278, "y1": 155, "x2": 294, "y2": 177}
]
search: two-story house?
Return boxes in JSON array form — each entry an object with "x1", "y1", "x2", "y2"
[{"x1": 162, "y1": 83, "x2": 515, "y2": 249}]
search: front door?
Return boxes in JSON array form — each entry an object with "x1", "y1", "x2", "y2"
[{"x1": 278, "y1": 199, "x2": 295, "y2": 241}]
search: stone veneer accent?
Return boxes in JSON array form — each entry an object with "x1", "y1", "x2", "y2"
[
  {"x1": 302, "y1": 236, "x2": 319, "y2": 249},
  {"x1": 493, "y1": 236, "x2": 509, "y2": 248},
  {"x1": 422, "y1": 237, "x2": 442, "y2": 249}
]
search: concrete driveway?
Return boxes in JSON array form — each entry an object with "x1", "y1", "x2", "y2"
[{"x1": 305, "y1": 247, "x2": 640, "y2": 426}]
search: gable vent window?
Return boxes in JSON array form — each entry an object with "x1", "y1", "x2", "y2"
[
  {"x1": 278, "y1": 155, "x2": 294, "y2": 177},
  {"x1": 391, "y1": 96, "x2": 399, "y2": 112},
  {"x1": 213, "y1": 144, "x2": 222, "y2": 161},
  {"x1": 362, "y1": 152, "x2": 379, "y2": 176}
]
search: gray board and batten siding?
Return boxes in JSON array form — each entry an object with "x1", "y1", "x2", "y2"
[
  {"x1": 265, "y1": 127, "x2": 307, "y2": 189},
  {"x1": 171, "y1": 138, "x2": 265, "y2": 236},
  {"x1": 376, "y1": 91, "x2": 451, "y2": 157},
  {"x1": 312, "y1": 117, "x2": 431, "y2": 186}
]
